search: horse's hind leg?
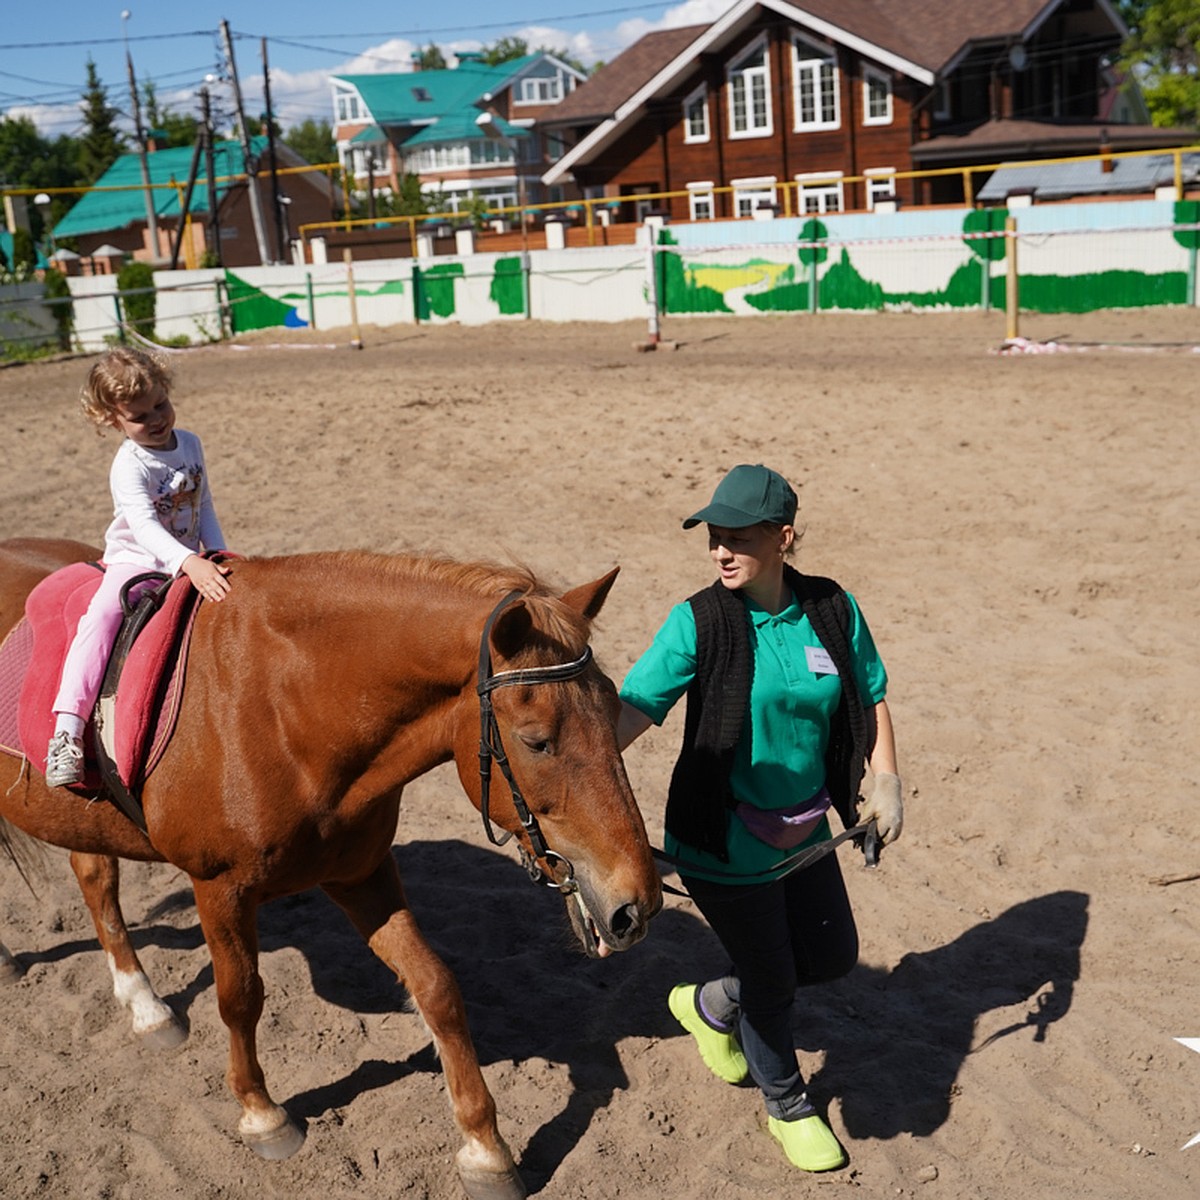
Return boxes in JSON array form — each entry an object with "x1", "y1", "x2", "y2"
[
  {"x1": 324, "y1": 855, "x2": 526, "y2": 1200},
  {"x1": 69, "y1": 851, "x2": 186, "y2": 1049},
  {"x1": 191, "y1": 877, "x2": 305, "y2": 1161}
]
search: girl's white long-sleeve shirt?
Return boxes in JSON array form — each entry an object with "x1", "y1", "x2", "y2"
[{"x1": 103, "y1": 429, "x2": 225, "y2": 574}]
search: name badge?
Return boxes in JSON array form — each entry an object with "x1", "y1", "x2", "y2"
[{"x1": 805, "y1": 645, "x2": 838, "y2": 675}]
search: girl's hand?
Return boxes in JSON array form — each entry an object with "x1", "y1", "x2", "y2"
[{"x1": 181, "y1": 554, "x2": 232, "y2": 602}]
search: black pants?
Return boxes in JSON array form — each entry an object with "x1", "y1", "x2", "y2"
[{"x1": 683, "y1": 851, "x2": 859, "y2": 1119}]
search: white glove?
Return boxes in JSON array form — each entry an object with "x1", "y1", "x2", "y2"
[{"x1": 858, "y1": 772, "x2": 903, "y2": 845}]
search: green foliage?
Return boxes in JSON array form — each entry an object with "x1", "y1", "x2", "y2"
[
  {"x1": 1122, "y1": 0, "x2": 1200, "y2": 128},
  {"x1": 42, "y1": 267, "x2": 74, "y2": 350},
  {"x1": 0, "y1": 116, "x2": 79, "y2": 191},
  {"x1": 11, "y1": 228, "x2": 37, "y2": 273},
  {"x1": 142, "y1": 82, "x2": 199, "y2": 148},
  {"x1": 78, "y1": 59, "x2": 125, "y2": 184},
  {"x1": 374, "y1": 174, "x2": 437, "y2": 218},
  {"x1": 117, "y1": 260, "x2": 156, "y2": 336},
  {"x1": 416, "y1": 44, "x2": 447, "y2": 70},
  {"x1": 480, "y1": 36, "x2": 529, "y2": 65},
  {"x1": 284, "y1": 119, "x2": 336, "y2": 167}
]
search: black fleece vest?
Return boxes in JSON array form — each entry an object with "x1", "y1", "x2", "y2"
[{"x1": 663, "y1": 567, "x2": 869, "y2": 860}]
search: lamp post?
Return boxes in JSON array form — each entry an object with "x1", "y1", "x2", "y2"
[{"x1": 33, "y1": 192, "x2": 56, "y2": 256}]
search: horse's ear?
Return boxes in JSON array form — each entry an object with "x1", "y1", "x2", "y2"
[
  {"x1": 560, "y1": 566, "x2": 620, "y2": 621},
  {"x1": 490, "y1": 601, "x2": 534, "y2": 661}
]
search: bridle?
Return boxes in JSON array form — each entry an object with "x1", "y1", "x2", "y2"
[{"x1": 476, "y1": 590, "x2": 593, "y2": 894}]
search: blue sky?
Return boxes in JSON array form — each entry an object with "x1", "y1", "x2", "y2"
[{"x1": 1, "y1": 1, "x2": 728, "y2": 139}]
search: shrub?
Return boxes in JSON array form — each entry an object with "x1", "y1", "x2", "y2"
[{"x1": 117, "y1": 260, "x2": 156, "y2": 337}]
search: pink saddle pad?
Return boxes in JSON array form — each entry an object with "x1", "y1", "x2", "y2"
[{"x1": 0, "y1": 562, "x2": 202, "y2": 794}]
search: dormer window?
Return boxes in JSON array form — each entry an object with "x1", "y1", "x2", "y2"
[
  {"x1": 518, "y1": 75, "x2": 564, "y2": 105},
  {"x1": 412, "y1": 86, "x2": 432, "y2": 102},
  {"x1": 334, "y1": 87, "x2": 364, "y2": 123}
]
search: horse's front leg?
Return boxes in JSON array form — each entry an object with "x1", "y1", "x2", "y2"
[
  {"x1": 69, "y1": 851, "x2": 186, "y2": 1049},
  {"x1": 191, "y1": 877, "x2": 305, "y2": 1160},
  {"x1": 324, "y1": 855, "x2": 526, "y2": 1200},
  {"x1": 0, "y1": 937, "x2": 22, "y2": 984}
]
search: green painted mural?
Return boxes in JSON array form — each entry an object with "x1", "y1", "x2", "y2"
[
  {"x1": 414, "y1": 262, "x2": 464, "y2": 320},
  {"x1": 225, "y1": 271, "x2": 305, "y2": 333},
  {"x1": 490, "y1": 257, "x2": 526, "y2": 315}
]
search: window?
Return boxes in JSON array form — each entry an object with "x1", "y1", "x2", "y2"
[
  {"x1": 728, "y1": 38, "x2": 772, "y2": 137},
  {"x1": 687, "y1": 182, "x2": 715, "y2": 220},
  {"x1": 932, "y1": 80, "x2": 951, "y2": 121},
  {"x1": 517, "y1": 75, "x2": 564, "y2": 105},
  {"x1": 334, "y1": 89, "x2": 363, "y2": 123},
  {"x1": 683, "y1": 85, "x2": 710, "y2": 143},
  {"x1": 732, "y1": 176, "x2": 777, "y2": 218},
  {"x1": 795, "y1": 172, "x2": 843, "y2": 213},
  {"x1": 865, "y1": 168, "x2": 896, "y2": 210},
  {"x1": 791, "y1": 36, "x2": 839, "y2": 130},
  {"x1": 863, "y1": 67, "x2": 892, "y2": 125}
]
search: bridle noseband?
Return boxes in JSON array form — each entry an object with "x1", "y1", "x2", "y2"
[{"x1": 477, "y1": 590, "x2": 593, "y2": 893}]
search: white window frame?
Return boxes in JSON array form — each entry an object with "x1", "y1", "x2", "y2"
[
  {"x1": 791, "y1": 34, "x2": 840, "y2": 131},
  {"x1": 862, "y1": 66, "x2": 893, "y2": 126},
  {"x1": 731, "y1": 175, "x2": 777, "y2": 218},
  {"x1": 687, "y1": 181, "x2": 715, "y2": 221},
  {"x1": 727, "y1": 36, "x2": 773, "y2": 139},
  {"x1": 516, "y1": 73, "x2": 565, "y2": 106},
  {"x1": 865, "y1": 168, "x2": 896, "y2": 210},
  {"x1": 683, "y1": 84, "x2": 710, "y2": 143},
  {"x1": 334, "y1": 87, "x2": 364, "y2": 124},
  {"x1": 794, "y1": 171, "x2": 843, "y2": 214}
]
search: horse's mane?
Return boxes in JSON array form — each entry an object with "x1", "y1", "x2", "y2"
[{"x1": 265, "y1": 550, "x2": 591, "y2": 654}]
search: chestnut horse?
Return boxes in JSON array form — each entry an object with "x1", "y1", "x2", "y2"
[{"x1": 0, "y1": 538, "x2": 661, "y2": 1200}]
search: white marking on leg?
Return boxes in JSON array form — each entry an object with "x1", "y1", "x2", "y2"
[{"x1": 107, "y1": 953, "x2": 176, "y2": 1034}]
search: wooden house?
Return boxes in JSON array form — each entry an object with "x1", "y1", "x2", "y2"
[{"x1": 541, "y1": 0, "x2": 1191, "y2": 218}]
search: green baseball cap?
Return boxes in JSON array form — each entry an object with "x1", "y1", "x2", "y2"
[{"x1": 682, "y1": 464, "x2": 798, "y2": 529}]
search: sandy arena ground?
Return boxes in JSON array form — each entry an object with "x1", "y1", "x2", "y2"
[{"x1": 0, "y1": 310, "x2": 1197, "y2": 1199}]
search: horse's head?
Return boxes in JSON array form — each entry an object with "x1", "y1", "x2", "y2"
[{"x1": 454, "y1": 568, "x2": 662, "y2": 957}]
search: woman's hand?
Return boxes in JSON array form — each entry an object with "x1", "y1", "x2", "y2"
[
  {"x1": 181, "y1": 554, "x2": 232, "y2": 602},
  {"x1": 858, "y1": 772, "x2": 903, "y2": 844}
]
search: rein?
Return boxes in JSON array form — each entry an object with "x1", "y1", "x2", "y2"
[
  {"x1": 476, "y1": 590, "x2": 593, "y2": 894},
  {"x1": 651, "y1": 819, "x2": 881, "y2": 900}
]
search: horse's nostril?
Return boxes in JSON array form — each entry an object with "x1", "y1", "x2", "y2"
[{"x1": 609, "y1": 901, "x2": 641, "y2": 941}]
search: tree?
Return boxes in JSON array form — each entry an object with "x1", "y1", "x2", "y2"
[
  {"x1": 78, "y1": 58, "x2": 125, "y2": 184},
  {"x1": 415, "y1": 44, "x2": 446, "y2": 71},
  {"x1": 1122, "y1": 0, "x2": 1200, "y2": 127},
  {"x1": 142, "y1": 82, "x2": 199, "y2": 148},
  {"x1": 479, "y1": 35, "x2": 589, "y2": 76},
  {"x1": 479, "y1": 36, "x2": 529, "y2": 65},
  {"x1": 284, "y1": 119, "x2": 336, "y2": 166}
]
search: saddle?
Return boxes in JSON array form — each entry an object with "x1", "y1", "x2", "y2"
[{"x1": 0, "y1": 559, "x2": 215, "y2": 832}]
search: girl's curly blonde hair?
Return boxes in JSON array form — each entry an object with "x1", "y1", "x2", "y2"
[{"x1": 80, "y1": 346, "x2": 172, "y2": 429}]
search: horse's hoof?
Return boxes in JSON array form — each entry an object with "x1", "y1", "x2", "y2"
[
  {"x1": 0, "y1": 958, "x2": 24, "y2": 986},
  {"x1": 457, "y1": 1163, "x2": 528, "y2": 1200},
  {"x1": 242, "y1": 1113, "x2": 305, "y2": 1161},
  {"x1": 137, "y1": 1013, "x2": 188, "y2": 1052}
]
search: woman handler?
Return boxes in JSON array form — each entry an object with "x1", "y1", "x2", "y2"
[{"x1": 617, "y1": 463, "x2": 902, "y2": 1173}]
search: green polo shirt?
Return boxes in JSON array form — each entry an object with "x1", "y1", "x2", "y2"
[{"x1": 620, "y1": 589, "x2": 887, "y2": 884}]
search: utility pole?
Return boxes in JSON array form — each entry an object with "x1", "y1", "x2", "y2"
[
  {"x1": 220, "y1": 19, "x2": 272, "y2": 264},
  {"x1": 200, "y1": 86, "x2": 221, "y2": 265},
  {"x1": 123, "y1": 11, "x2": 160, "y2": 259},
  {"x1": 261, "y1": 37, "x2": 288, "y2": 263}
]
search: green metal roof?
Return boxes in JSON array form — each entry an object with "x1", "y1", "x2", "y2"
[
  {"x1": 403, "y1": 112, "x2": 529, "y2": 147},
  {"x1": 53, "y1": 137, "x2": 268, "y2": 238},
  {"x1": 350, "y1": 124, "x2": 387, "y2": 144},
  {"x1": 334, "y1": 57, "x2": 539, "y2": 126}
]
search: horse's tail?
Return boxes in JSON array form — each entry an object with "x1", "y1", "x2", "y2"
[{"x1": 0, "y1": 816, "x2": 48, "y2": 899}]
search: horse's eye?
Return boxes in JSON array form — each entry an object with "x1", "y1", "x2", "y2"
[{"x1": 518, "y1": 733, "x2": 553, "y2": 755}]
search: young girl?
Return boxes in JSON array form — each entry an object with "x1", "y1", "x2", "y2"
[{"x1": 45, "y1": 347, "x2": 231, "y2": 788}]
